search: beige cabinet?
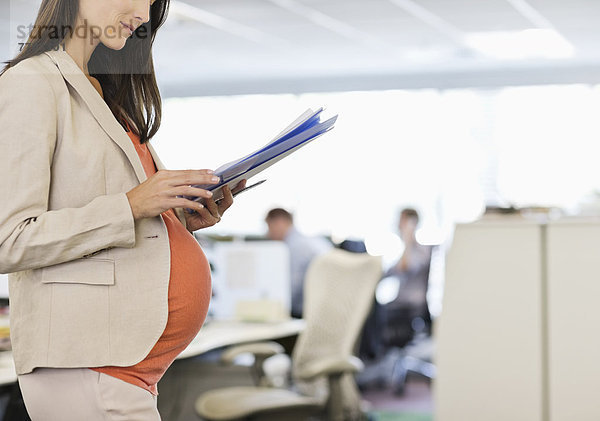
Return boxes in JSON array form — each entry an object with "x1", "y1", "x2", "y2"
[
  {"x1": 546, "y1": 220, "x2": 600, "y2": 421},
  {"x1": 435, "y1": 220, "x2": 546, "y2": 421},
  {"x1": 435, "y1": 218, "x2": 600, "y2": 421}
]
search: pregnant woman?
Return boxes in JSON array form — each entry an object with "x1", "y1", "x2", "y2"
[{"x1": 0, "y1": 0, "x2": 245, "y2": 419}]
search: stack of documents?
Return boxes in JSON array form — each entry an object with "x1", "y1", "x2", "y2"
[{"x1": 184, "y1": 107, "x2": 338, "y2": 211}]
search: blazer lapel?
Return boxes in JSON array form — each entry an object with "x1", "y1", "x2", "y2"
[
  {"x1": 43, "y1": 49, "x2": 189, "y2": 229},
  {"x1": 146, "y1": 139, "x2": 188, "y2": 228},
  {"x1": 43, "y1": 49, "x2": 147, "y2": 185},
  {"x1": 146, "y1": 141, "x2": 165, "y2": 171}
]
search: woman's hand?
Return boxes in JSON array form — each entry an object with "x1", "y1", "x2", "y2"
[
  {"x1": 126, "y1": 169, "x2": 220, "y2": 220},
  {"x1": 184, "y1": 180, "x2": 247, "y2": 231}
]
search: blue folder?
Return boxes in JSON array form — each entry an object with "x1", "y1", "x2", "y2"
[{"x1": 183, "y1": 107, "x2": 338, "y2": 212}]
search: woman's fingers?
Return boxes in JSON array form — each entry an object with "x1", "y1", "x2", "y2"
[
  {"x1": 163, "y1": 169, "x2": 220, "y2": 187},
  {"x1": 170, "y1": 177, "x2": 247, "y2": 225},
  {"x1": 218, "y1": 185, "x2": 234, "y2": 213},
  {"x1": 195, "y1": 206, "x2": 220, "y2": 226},
  {"x1": 173, "y1": 196, "x2": 205, "y2": 213},
  {"x1": 175, "y1": 185, "x2": 214, "y2": 199},
  {"x1": 181, "y1": 181, "x2": 247, "y2": 228},
  {"x1": 204, "y1": 197, "x2": 221, "y2": 220},
  {"x1": 231, "y1": 179, "x2": 247, "y2": 195},
  {"x1": 127, "y1": 169, "x2": 224, "y2": 220}
]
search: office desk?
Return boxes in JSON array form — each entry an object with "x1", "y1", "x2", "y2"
[
  {"x1": 177, "y1": 318, "x2": 305, "y2": 360},
  {"x1": 0, "y1": 352, "x2": 15, "y2": 386},
  {"x1": 0, "y1": 318, "x2": 305, "y2": 386}
]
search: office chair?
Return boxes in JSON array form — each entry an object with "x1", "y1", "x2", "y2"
[
  {"x1": 386, "y1": 245, "x2": 437, "y2": 395},
  {"x1": 195, "y1": 249, "x2": 382, "y2": 421},
  {"x1": 357, "y1": 245, "x2": 436, "y2": 395}
]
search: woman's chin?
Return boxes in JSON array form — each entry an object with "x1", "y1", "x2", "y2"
[{"x1": 101, "y1": 38, "x2": 128, "y2": 51}]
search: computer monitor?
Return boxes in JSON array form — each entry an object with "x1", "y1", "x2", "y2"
[
  {"x1": 208, "y1": 241, "x2": 291, "y2": 321},
  {"x1": 0, "y1": 274, "x2": 8, "y2": 299}
]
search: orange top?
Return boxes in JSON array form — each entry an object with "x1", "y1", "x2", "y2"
[{"x1": 90, "y1": 121, "x2": 212, "y2": 396}]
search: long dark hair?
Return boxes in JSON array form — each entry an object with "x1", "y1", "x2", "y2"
[{"x1": 1, "y1": 0, "x2": 170, "y2": 144}]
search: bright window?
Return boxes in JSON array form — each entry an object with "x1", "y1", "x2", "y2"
[{"x1": 152, "y1": 85, "x2": 600, "y2": 245}]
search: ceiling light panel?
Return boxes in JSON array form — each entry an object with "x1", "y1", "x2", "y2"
[
  {"x1": 183, "y1": 0, "x2": 310, "y2": 26},
  {"x1": 296, "y1": 0, "x2": 409, "y2": 24},
  {"x1": 418, "y1": 0, "x2": 533, "y2": 32},
  {"x1": 525, "y1": 0, "x2": 600, "y2": 57}
]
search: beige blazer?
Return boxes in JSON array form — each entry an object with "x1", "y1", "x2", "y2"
[{"x1": 0, "y1": 48, "x2": 190, "y2": 375}]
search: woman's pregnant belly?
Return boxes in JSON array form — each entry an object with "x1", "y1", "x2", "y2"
[{"x1": 91, "y1": 207, "x2": 212, "y2": 395}]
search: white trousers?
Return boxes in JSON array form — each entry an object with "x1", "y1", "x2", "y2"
[{"x1": 17, "y1": 367, "x2": 161, "y2": 421}]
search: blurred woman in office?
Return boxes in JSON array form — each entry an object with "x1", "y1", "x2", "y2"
[{"x1": 0, "y1": 0, "x2": 246, "y2": 419}]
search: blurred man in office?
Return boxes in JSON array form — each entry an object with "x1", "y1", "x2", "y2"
[{"x1": 265, "y1": 208, "x2": 332, "y2": 318}]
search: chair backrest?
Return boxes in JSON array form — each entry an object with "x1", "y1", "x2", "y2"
[
  {"x1": 291, "y1": 248, "x2": 382, "y2": 377},
  {"x1": 383, "y1": 244, "x2": 435, "y2": 348}
]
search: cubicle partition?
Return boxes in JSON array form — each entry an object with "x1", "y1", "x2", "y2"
[
  {"x1": 546, "y1": 220, "x2": 600, "y2": 421},
  {"x1": 435, "y1": 218, "x2": 600, "y2": 421}
]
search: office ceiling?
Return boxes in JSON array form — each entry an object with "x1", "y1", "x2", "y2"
[{"x1": 2, "y1": 0, "x2": 600, "y2": 96}]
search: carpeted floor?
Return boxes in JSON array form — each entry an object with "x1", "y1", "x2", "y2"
[
  {"x1": 371, "y1": 412, "x2": 433, "y2": 421},
  {"x1": 361, "y1": 376, "x2": 433, "y2": 414},
  {"x1": 156, "y1": 355, "x2": 434, "y2": 421}
]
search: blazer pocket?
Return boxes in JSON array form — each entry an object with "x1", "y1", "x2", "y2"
[{"x1": 41, "y1": 258, "x2": 115, "y2": 285}]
